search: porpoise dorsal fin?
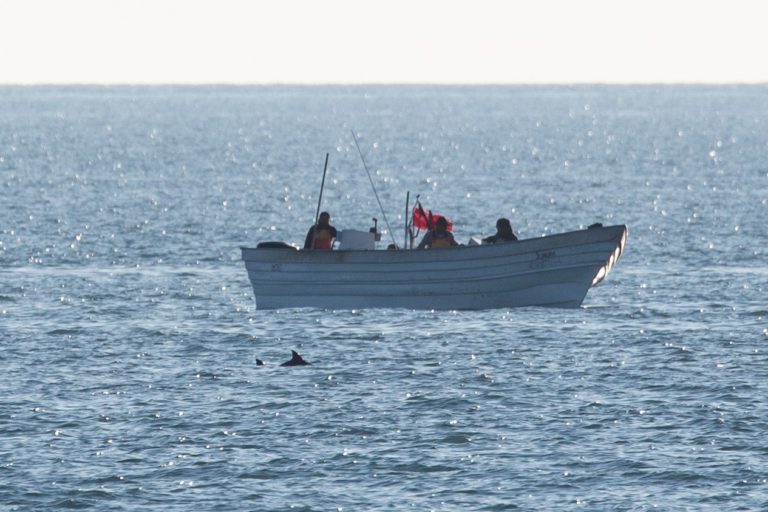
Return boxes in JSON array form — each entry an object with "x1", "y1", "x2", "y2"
[{"x1": 281, "y1": 350, "x2": 310, "y2": 366}]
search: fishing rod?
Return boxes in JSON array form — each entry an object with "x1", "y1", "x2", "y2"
[
  {"x1": 351, "y1": 131, "x2": 398, "y2": 248},
  {"x1": 310, "y1": 153, "x2": 330, "y2": 249}
]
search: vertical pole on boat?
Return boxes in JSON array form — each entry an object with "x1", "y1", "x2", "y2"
[
  {"x1": 404, "y1": 191, "x2": 410, "y2": 250},
  {"x1": 311, "y1": 153, "x2": 330, "y2": 248}
]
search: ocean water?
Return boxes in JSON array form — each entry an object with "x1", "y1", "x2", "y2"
[{"x1": 1, "y1": 85, "x2": 766, "y2": 511}]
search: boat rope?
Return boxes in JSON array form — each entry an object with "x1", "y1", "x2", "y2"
[{"x1": 351, "y1": 131, "x2": 398, "y2": 248}]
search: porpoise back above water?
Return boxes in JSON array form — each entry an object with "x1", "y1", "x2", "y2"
[{"x1": 280, "y1": 350, "x2": 310, "y2": 367}]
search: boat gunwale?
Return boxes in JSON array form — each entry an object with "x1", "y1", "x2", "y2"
[{"x1": 241, "y1": 225, "x2": 628, "y2": 267}]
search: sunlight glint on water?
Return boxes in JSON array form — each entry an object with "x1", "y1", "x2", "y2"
[{"x1": 0, "y1": 85, "x2": 766, "y2": 511}]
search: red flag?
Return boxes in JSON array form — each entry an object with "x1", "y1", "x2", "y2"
[
  {"x1": 412, "y1": 206, "x2": 453, "y2": 232},
  {"x1": 412, "y1": 207, "x2": 430, "y2": 230}
]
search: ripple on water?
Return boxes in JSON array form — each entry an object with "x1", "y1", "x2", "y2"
[{"x1": 3, "y1": 85, "x2": 768, "y2": 511}]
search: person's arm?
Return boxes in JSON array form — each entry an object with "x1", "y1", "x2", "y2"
[
  {"x1": 304, "y1": 226, "x2": 315, "y2": 249},
  {"x1": 449, "y1": 234, "x2": 459, "y2": 246},
  {"x1": 417, "y1": 232, "x2": 432, "y2": 249}
]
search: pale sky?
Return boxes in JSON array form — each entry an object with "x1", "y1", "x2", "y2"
[{"x1": 2, "y1": 0, "x2": 767, "y2": 84}]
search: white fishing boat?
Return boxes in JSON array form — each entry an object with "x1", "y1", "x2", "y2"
[
  {"x1": 243, "y1": 143, "x2": 627, "y2": 310},
  {"x1": 241, "y1": 223, "x2": 627, "y2": 310}
]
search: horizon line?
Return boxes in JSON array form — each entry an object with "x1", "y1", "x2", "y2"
[{"x1": 2, "y1": 81, "x2": 768, "y2": 87}]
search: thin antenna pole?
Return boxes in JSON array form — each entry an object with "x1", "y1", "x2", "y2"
[
  {"x1": 351, "y1": 131, "x2": 397, "y2": 247},
  {"x1": 404, "y1": 191, "x2": 410, "y2": 250},
  {"x1": 310, "y1": 153, "x2": 330, "y2": 249}
]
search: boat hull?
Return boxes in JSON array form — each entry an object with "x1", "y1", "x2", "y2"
[{"x1": 241, "y1": 224, "x2": 627, "y2": 310}]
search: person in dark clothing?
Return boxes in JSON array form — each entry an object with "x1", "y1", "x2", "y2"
[
  {"x1": 304, "y1": 211, "x2": 337, "y2": 250},
  {"x1": 482, "y1": 218, "x2": 518, "y2": 244},
  {"x1": 418, "y1": 216, "x2": 458, "y2": 249}
]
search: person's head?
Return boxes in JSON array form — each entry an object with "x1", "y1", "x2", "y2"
[
  {"x1": 318, "y1": 211, "x2": 331, "y2": 225},
  {"x1": 496, "y1": 218, "x2": 513, "y2": 237},
  {"x1": 435, "y1": 216, "x2": 449, "y2": 233}
]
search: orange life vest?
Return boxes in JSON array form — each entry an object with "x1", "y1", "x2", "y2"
[
  {"x1": 430, "y1": 234, "x2": 453, "y2": 249},
  {"x1": 313, "y1": 227, "x2": 333, "y2": 250}
]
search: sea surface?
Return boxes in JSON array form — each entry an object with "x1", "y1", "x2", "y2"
[{"x1": 1, "y1": 85, "x2": 766, "y2": 511}]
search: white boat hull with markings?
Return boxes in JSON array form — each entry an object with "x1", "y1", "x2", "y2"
[{"x1": 241, "y1": 224, "x2": 627, "y2": 310}]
